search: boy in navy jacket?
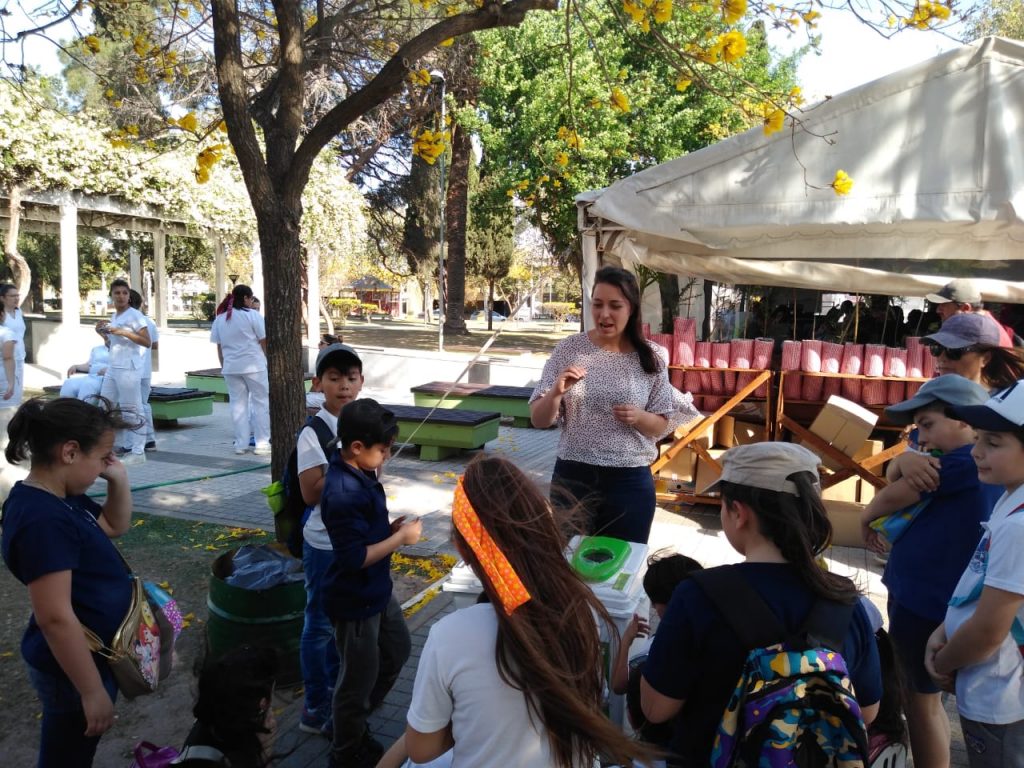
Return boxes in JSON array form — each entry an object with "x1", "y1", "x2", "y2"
[{"x1": 322, "y1": 399, "x2": 422, "y2": 768}]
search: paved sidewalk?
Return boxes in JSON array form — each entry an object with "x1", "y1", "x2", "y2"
[{"x1": 27, "y1": 368, "x2": 965, "y2": 768}]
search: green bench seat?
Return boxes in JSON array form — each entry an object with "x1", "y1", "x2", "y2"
[
  {"x1": 186, "y1": 367, "x2": 313, "y2": 402},
  {"x1": 410, "y1": 381, "x2": 535, "y2": 428},
  {"x1": 42, "y1": 385, "x2": 213, "y2": 425},
  {"x1": 385, "y1": 403, "x2": 501, "y2": 461}
]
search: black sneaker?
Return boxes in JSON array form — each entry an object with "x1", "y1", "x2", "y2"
[
  {"x1": 144, "y1": 441, "x2": 157, "y2": 452},
  {"x1": 114, "y1": 446, "x2": 130, "y2": 457}
]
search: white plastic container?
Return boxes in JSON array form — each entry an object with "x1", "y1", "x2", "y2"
[
  {"x1": 441, "y1": 560, "x2": 483, "y2": 610},
  {"x1": 568, "y1": 536, "x2": 650, "y2": 728}
]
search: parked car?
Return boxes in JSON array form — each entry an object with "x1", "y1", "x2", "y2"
[{"x1": 471, "y1": 310, "x2": 507, "y2": 322}]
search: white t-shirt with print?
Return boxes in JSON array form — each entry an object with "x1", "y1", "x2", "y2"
[
  {"x1": 108, "y1": 307, "x2": 149, "y2": 370},
  {"x1": 210, "y1": 308, "x2": 266, "y2": 375},
  {"x1": 944, "y1": 484, "x2": 1024, "y2": 724},
  {"x1": 408, "y1": 603, "x2": 566, "y2": 768},
  {"x1": 298, "y1": 408, "x2": 338, "y2": 551},
  {"x1": 142, "y1": 316, "x2": 158, "y2": 379}
]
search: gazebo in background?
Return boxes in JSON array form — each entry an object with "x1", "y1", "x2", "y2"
[{"x1": 350, "y1": 275, "x2": 400, "y2": 317}]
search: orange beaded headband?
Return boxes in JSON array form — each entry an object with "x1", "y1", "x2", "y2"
[{"x1": 452, "y1": 477, "x2": 531, "y2": 615}]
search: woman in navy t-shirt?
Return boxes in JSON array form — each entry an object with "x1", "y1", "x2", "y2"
[
  {"x1": 641, "y1": 442, "x2": 882, "y2": 767},
  {"x1": 1, "y1": 397, "x2": 136, "y2": 768}
]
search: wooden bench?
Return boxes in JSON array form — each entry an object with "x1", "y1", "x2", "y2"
[
  {"x1": 186, "y1": 367, "x2": 313, "y2": 402},
  {"x1": 385, "y1": 403, "x2": 501, "y2": 461},
  {"x1": 42, "y1": 385, "x2": 213, "y2": 426},
  {"x1": 410, "y1": 381, "x2": 534, "y2": 428}
]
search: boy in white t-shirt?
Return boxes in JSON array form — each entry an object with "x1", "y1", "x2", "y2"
[
  {"x1": 129, "y1": 290, "x2": 159, "y2": 451},
  {"x1": 926, "y1": 379, "x2": 1024, "y2": 767},
  {"x1": 296, "y1": 343, "x2": 364, "y2": 737}
]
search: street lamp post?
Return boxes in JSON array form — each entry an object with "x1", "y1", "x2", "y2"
[{"x1": 431, "y1": 69, "x2": 446, "y2": 353}]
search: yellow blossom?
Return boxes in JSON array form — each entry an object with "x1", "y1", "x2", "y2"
[
  {"x1": 553, "y1": 179, "x2": 562, "y2": 188},
  {"x1": 763, "y1": 105, "x2": 785, "y2": 135},
  {"x1": 557, "y1": 126, "x2": 582, "y2": 149},
  {"x1": 721, "y1": 0, "x2": 746, "y2": 24},
  {"x1": 610, "y1": 86, "x2": 631, "y2": 113},
  {"x1": 788, "y1": 86, "x2": 804, "y2": 106},
  {"x1": 412, "y1": 128, "x2": 446, "y2": 164},
  {"x1": 802, "y1": 10, "x2": 821, "y2": 25},
  {"x1": 441, "y1": 38, "x2": 454, "y2": 47},
  {"x1": 178, "y1": 112, "x2": 198, "y2": 133},
  {"x1": 905, "y1": 1, "x2": 951, "y2": 29},
  {"x1": 132, "y1": 36, "x2": 150, "y2": 57},
  {"x1": 719, "y1": 30, "x2": 747, "y2": 62},
  {"x1": 675, "y1": 77, "x2": 692, "y2": 92},
  {"x1": 588, "y1": 98, "x2": 604, "y2": 109},
  {"x1": 623, "y1": 0, "x2": 650, "y2": 31},
  {"x1": 653, "y1": 0, "x2": 673, "y2": 24},
  {"x1": 408, "y1": 69, "x2": 432, "y2": 87},
  {"x1": 104, "y1": 88, "x2": 114, "y2": 99},
  {"x1": 83, "y1": 35, "x2": 102, "y2": 54},
  {"x1": 555, "y1": 151, "x2": 569, "y2": 167},
  {"x1": 831, "y1": 169, "x2": 854, "y2": 196}
]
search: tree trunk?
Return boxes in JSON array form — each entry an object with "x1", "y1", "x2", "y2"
[
  {"x1": 3, "y1": 185, "x2": 32, "y2": 302},
  {"x1": 257, "y1": 212, "x2": 306, "y2": 479},
  {"x1": 320, "y1": 296, "x2": 335, "y2": 337},
  {"x1": 658, "y1": 273, "x2": 679, "y2": 333},
  {"x1": 443, "y1": 121, "x2": 470, "y2": 336},
  {"x1": 702, "y1": 279, "x2": 714, "y2": 341},
  {"x1": 487, "y1": 278, "x2": 495, "y2": 332}
]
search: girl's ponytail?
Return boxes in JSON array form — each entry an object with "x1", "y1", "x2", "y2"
[
  {"x1": 5, "y1": 397, "x2": 45, "y2": 464},
  {"x1": 215, "y1": 293, "x2": 234, "y2": 318},
  {"x1": 5, "y1": 397, "x2": 134, "y2": 467}
]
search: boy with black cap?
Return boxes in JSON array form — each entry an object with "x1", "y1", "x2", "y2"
[
  {"x1": 296, "y1": 343, "x2": 364, "y2": 737},
  {"x1": 323, "y1": 398, "x2": 421, "y2": 768},
  {"x1": 926, "y1": 380, "x2": 1024, "y2": 767},
  {"x1": 861, "y1": 374, "x2": 999, "y2": 768}
]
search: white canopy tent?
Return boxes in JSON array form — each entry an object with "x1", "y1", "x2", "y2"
[{"x1": 578, "y1": 36, "x2": 1024, "y2": 308}]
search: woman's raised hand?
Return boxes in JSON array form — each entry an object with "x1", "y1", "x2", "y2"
[{"x1": 553, "y1": 366, "x2": 587, "y2": 395}]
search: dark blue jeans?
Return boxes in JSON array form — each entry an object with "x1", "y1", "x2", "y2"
[
  {"x1": 27, "y1": 662, "x2": 118, "y2": 768},
  {"x1": 301, "y1": 541, "x2": 341, "y2": 714},
  {"x1": 550, "y1": 459, "x2": 656, "y2": 544}
]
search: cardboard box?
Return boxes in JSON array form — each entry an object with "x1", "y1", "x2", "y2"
[
  {"x1": 824, "y1": 500, "x2": 866, "y2": 548},
  {"x1": 714, "y1": 416, "x2": 736, "y2": 448},
  {"x1": 734, "y1": 422, "x2": 767, "y2": 446},
  {"x1": 694, "y1": 448, "x2": 728, "y2": 494},
  {"x1": 820, "y1": 439, "x2": 885, "y2": 503},
  {"x1": 822, "y1": 477, "x2": 861, "y2": 503},
  {"x1": 806, "y1": 396, "x2": 879, "y2": 471},
  {"x1": 656, "y1": 445, "x2": 697, "y2": 485}
]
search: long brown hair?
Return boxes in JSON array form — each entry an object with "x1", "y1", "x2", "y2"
[
  {"x1": 457, "y1": 455, "x2": 656, "y2": 767},
  {"x1": 981, "y1": 346, "x2": 1024, "y2": 391},
  {"x1": 593, "y1": 266, "x2": 659, "y2": 374},
  {"x1": 720, "y1": 472, "x2": 860, "y2": 604}
]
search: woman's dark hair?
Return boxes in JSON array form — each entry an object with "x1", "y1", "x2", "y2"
[
  {"x1": 719, "y1": 472, "x2": 859, "y2": 604},
  {"x1": 593, "y1": 266, "x2": 658, "y2": 374},
  {"x1": 110, "y1": 278, "x2": 130, "y2": 293},
  {"x1": 192, "y1": 645, "x2": 277, "y2": 768},
  {"x1": 5, "y1": 397, "x2": 135, "y2": 466},
  {"x1": 0, "y1": 283, "x2": 16, "y2": 299},
  {"x1": 215, "y1": 284, "x2": 254, "y2": 317},
  {"x1": 643, "y1": 551, "x2": 703, "y2": 606},
  {"x1": 321, "y1": 333, "x2": 340, "y2": 346},
  {"x1": 128, "y1": 289, "x2": 143, "y2": 310},
  {"x1": 456, "y1": 455, "x2": 657, "y2": 768},
  {"x1": 980, "y1": 346, "x2": 1024, "y2": 391}
]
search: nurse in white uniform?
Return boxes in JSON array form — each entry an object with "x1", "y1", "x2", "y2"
[{"x1": 1, "y1": 284, "x2": 26, "y2": 405}]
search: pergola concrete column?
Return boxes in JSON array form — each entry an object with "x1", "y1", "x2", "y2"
[
  {"x1": 306, "y1": 245, "x2": 320, "y2": 348},
  {"x1": 129, "y1": 243, "x2": 142, "y2": 293},
  {"x1": 213, "y1": 237, "x2": 226, "y2": 300},
  {"x1": 59, "y1": 197, "x2": 80, "y2": 327},
  {"x1": 152, "y1": 230, "x2": 167, "y2": 327}
]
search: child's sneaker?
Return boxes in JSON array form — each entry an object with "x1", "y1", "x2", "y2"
[
  {"x1": 329, "y1": 733, "x2": 384, "y2": 768},
  {"x1": 298, "y1": 706, "x2": 332, "y2": 738}
]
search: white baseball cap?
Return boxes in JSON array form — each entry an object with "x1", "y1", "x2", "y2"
[{"x1": 947, "y1": 380, "x2": 1024, "y2": 432}]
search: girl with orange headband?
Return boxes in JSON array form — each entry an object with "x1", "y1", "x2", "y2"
[{"x1": 394, "y1": 455, "x2": 655, "y2": 768}]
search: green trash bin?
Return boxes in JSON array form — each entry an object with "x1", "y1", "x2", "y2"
[{"x1": 206, "y1": 546, "x2": 305, "y2": 686}]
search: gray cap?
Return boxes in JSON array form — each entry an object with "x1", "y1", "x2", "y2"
[
  {"x1": 884, "y1": 374, "x2": 991, "y2": 426},
  {"x1": 926, "y1": 278, "x2": 982, "y2": 306},
  {"x1": 923, "y1": 312, "x2": 1001, "y2": 350},
  {"x1": 701, "y1": 442, "x2": 821, "y2": 496},
  {"x1": 315, "y1": 343, "x2": 362, "y2": 377}
]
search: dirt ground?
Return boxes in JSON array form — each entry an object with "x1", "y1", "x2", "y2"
[{"x1": 0, "y1": 514, "x2": 446, "y2": 767}]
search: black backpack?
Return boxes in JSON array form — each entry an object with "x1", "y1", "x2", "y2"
[{"x1": 280, "y1": 415, "x2": 336, "y2": 558}]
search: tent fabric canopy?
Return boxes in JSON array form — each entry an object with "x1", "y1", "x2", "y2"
[{"x1": 578, "y1": 36, "x2": 1024, "y2": 302}]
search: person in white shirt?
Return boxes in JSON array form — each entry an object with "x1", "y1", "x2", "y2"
[
  {"x1": 926, "y1": 381, "x2": 1024, "y2": 767},
  {"x1": 1, "y1": 284, "x2": 26, "y2": 405},
  {"x1": 60, "y1": 333, "x2": 110, "y2": 401},
  {"x1": 402, "y1": 456, "x2": 656, "y2": 768},
  {"x1": 97, "y1": 279, "x2": 150, "y2": 463},
  {"x1": 129, "y1": 290, "x2": 159, "y2": 452},
  {"x1": 210, "y1": 284, "x2": 270, "y2": 456}
]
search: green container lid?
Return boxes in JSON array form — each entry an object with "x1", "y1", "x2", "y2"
[{"x1": 571, "y1": 536, "x2": 632, "y2": 583}]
